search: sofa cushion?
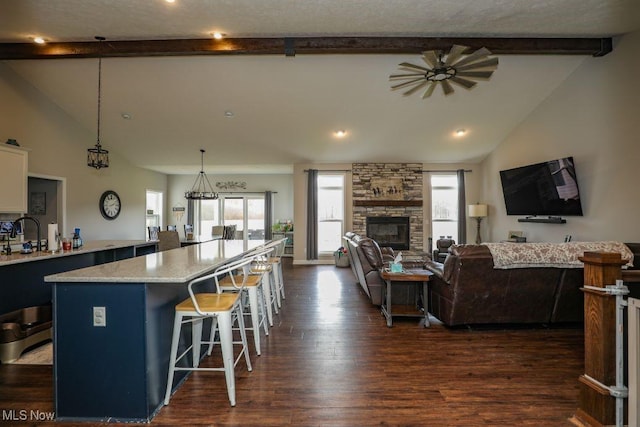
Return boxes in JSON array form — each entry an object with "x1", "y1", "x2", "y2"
[{"x1": 359, "y1": 238, "x2": 385, "y2": 269}]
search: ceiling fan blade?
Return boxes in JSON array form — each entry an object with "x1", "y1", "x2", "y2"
[
  {"x1": 444, "y1": 45, "x2": 469, "y2": 66},
  {"x1": 399, "y1": 62, "x2": 429, "y2": 72},
  {"x1": 441, "y1": 80, "x2": 454, "y2": 95},
  {"x1": 391, "y1": 77, "x2": 426, "y2": 90},
  {"x1": 450, "y1": 47, "x2": 492, "y2": 68},
  {"x1": 450, "y1": 76, "x2": 477, "y2": 89},
  {"x1": 456, "y1": 57, "x2": 499, "y2": 71},
  {"x1": 421, "y1": 50, "x2": 439, "y2": 69},
  {"x1": 389, "y1": 73, "x2": 426, "y2": 80},
  {"x1": 422, "y1": 81, "x2": 438, "y2": 98},
  {"x1": 456, "y1": 70, "x2": 495, "y2": 79},
  {"x1": 403, "y1": 80, "x2": 428, "y2": 96}
]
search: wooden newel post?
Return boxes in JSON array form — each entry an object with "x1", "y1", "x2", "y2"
[{"x1": 572, "y1": 251, "x2": 627, "y2": 427}]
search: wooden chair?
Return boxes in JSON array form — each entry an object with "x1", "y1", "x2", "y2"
[
  {"x1": 164, "y1": 256, "x2": 254, "y2": 407},
  {"x1": 148, "y1": 226, "x2": 160, "y2": 241},
  {"x1": 184, "y1": 224, "x2": 194, "y2": 239},
  {"x1": 157, "y1": 230, "x2": 180, "y2": 251},
  {"x1": 212, "y1": 225, "x2": 225, "y2": 239},
  {"x1": 223, "y1": 225, "x2": 237, "y2": 240},
  {"x1": 166, "y1": 225, "x2": 177, "y2": 231}
]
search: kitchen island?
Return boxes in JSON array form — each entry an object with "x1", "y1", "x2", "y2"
[
  {"x1": 44, "y1": 239, "x2": 266, "y2": 423},
  {"x1": 0, "y1": 240, "x2": 156, "y2": 315}
]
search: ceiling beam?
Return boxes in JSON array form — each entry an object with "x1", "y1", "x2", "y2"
[{"x1": 0, "y1": 36, "x2": 612, "y2": 60}]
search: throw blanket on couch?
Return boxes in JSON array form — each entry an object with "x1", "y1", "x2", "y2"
[{"x1": 484, "y1": 241, "x2": 634, "y2": 269}]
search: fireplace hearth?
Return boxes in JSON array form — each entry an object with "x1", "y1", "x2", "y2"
[{"x1": 366, "y1": 217, "x2": 410, "y2": 250}]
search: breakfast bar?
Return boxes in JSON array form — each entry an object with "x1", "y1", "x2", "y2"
[{"x1": 44, "y1": 239, "x2": 265, "y2": 423}]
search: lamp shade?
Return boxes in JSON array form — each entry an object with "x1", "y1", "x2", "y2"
[{"x1": 468, "y1": 204, "x2": 488, "y2": 218}]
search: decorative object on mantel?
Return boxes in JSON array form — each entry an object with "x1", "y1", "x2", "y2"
[
  {"x1": 215, "y1": 181, "x2": 247, "y2": 190},
  {"x1": 370, "y1": 177, "x2": 403, "y2": 200},
  {"x1": 390, "y1": 45, "x2": 498, "y2": 98},
  {"x1": 87, "y1": 36, "x2": 109, "y2": 169},
  {"x1": 468, "y1": 203, "x2": 488, "y2": 244},
  {"x1": 185, "y1": 149, "x2": 218, "y2": 200},
  {"x1": 5, "y1": 139, "x2": 19, "y2": 146}
]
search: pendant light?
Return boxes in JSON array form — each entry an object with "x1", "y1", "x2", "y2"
[
  {"x1": 185, "y1": 149, "x2": 218, "y2": 200},
  {"x1": 87, "y1": 36, "x2": 109, "y2": 169}
]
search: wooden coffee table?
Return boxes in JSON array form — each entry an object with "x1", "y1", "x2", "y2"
[{"x1": 379, "y1": 268, "x2": 433, "y2": 328}]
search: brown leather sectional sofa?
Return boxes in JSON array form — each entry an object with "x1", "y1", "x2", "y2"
[
  {"x1": 344, "y1": 233, "x2": 640, "y2": 326},
  {"x1": 425, "y1": 244, "x2": 639, "y2": 327}
]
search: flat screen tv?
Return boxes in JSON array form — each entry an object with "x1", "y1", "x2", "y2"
[{"x1": 499, "y1": 156, "x2": 583, "y2": 216}]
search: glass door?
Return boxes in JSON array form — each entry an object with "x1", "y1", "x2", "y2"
[
  {"x1": 223, "y1": 197, "x2": 244, "y2": 239},
  {"x1": 247, "y1": 197, "x2": 265, "y2": 240},
  {"x1": 197, "y1": 195, "x2": 266, "y2": 244}
]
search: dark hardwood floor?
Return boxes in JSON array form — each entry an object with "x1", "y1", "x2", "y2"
[{"x1": 0, "y1": 259, "x2": 584, "y2": 426}]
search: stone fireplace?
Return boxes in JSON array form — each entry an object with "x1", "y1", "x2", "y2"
[{"x1": 352, "y1": 163, "x2": 423, "y2": 252}]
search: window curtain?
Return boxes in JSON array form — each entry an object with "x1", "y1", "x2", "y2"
[
  {"x1": 264, "y1": 191, "x2": 273, "y2": 240},
  {"x1": 187, "y1": 199, "x2": 195, "y2": 233},
  {"x1": 306, "y1": 169, "x2": 318, "y2": 260},
  {"x1": 457, "y1": 169, "x2": 467, "y2": 244}
]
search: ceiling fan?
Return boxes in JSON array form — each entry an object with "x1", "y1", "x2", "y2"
[{"x1": 389, "y1": 45, "x2": 498, "y2": 98}]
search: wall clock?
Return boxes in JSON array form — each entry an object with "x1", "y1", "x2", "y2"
[{"x1": 99, "y1": 190, "x2": 121, "y2": 220}]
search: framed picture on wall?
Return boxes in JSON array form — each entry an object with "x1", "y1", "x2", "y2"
[{"x1": 29, "y1": 191, "x2": 46, "y2": 215}]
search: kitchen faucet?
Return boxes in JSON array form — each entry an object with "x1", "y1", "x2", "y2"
[{"x1": 10, "y1": 216, "x2": 42, "y2": 252}]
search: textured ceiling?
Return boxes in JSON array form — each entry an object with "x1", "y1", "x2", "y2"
[{"x1": 1, "y1": 1, "x2": 639, "y2": 174}]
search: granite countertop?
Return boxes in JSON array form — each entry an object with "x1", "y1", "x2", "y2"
[
  {"x1": 45, "y1": 239, "x2": 266, "y2": 284},
  {"x1": 0, "y1": 240, "x2": 154, "y2": 267}
]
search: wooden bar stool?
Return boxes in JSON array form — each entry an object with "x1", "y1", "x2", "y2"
[
  {"x1": 249, "y1": 246, "x2": 278, "y2": 323},
  {"x1": 218, "y1": 247, "x2": 272, "y2": 356},
  {"x1": 267, "y1": 238, "x2": 287, "y2": 308},
  {"x1": 164, "y1": 256, "x2": 254, "y2": 407}
]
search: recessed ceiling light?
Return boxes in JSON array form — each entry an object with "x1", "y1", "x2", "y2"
[
  {"x1": 165, "y1": 0, "x2": 176, "y2": 3},
  {"x1": 33, "y1": 37, "x2": 46, "y2": 44},
  {"x1": 121, "y1": 113, "x2": 132, "y2": 120},
  {"x1": 212, "y1": 32, "x2": 225, "y2": 40},
  {"x1": 455, "y1": 129, "x2": 467, "y2": 137},
  {"x1": 334, "y1": 130, "x2": 347, "y2": 138},
  {"x1": 224, "y1": 110, "x2": 234, "y2": 118}
]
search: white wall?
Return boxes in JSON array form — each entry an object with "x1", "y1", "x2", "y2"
[
  {"x1": 167, "y1": 173, "x2": 293, "y2": 233},
  {"x1": 0, "y1": 62, "x2": 167, "y2": 241},
  {"x1": 481, "y1": 31, "x2": 640, "y2": 243}
]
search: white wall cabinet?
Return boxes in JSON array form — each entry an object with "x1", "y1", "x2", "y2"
[{"x1": 0, "y1": 145, "x2": 28, "y2": 213}]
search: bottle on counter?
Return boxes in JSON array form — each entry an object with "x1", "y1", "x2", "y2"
[{"x1": 73, "y1": 228, "x2": 83, "y2": 248}]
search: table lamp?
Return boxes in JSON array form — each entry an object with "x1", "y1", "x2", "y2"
[{"x1": 468, "y1": 203, "x2": 488, "y2": 244}]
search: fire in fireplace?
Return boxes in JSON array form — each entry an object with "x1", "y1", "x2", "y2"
[{"x1": 366, "y1": 216, "x2": 410, "y2": 250}]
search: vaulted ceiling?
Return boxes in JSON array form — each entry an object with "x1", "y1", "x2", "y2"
[{"x1": 1, "y1": 1, "x2": 639, "y2": 174}]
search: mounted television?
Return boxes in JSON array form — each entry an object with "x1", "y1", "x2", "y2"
[{"x1": 499, "y1": 156, "x2": 583, "y2": 216}]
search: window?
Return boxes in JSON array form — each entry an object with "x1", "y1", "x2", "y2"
[
  {"x1": 431, "y1": 174, "x2": 458, "y2": 241},
  {"x1": 198, "y1": 199, "x2": 220, "y2": 236},
  {"x1": 195, "y1": 195, "x2": 265, "y2": 243},
  {"x1": 145, "y1": 190, "x2": 163, "y2": 237},
  {"x1": 317, "y1": 174, "x2": 345, "y2": 254}
]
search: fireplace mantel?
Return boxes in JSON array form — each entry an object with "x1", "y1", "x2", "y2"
[{"x1": 354, "y1": 200, "x2": 422, "y2": 207}]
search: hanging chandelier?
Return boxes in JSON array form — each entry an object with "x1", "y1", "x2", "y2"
[
  {"x1": 185, "y1": 149, "x2": 218, "y2": 200},
  {"x1": 87, "y1": 36, "x2": 109, "y2": 169}
]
